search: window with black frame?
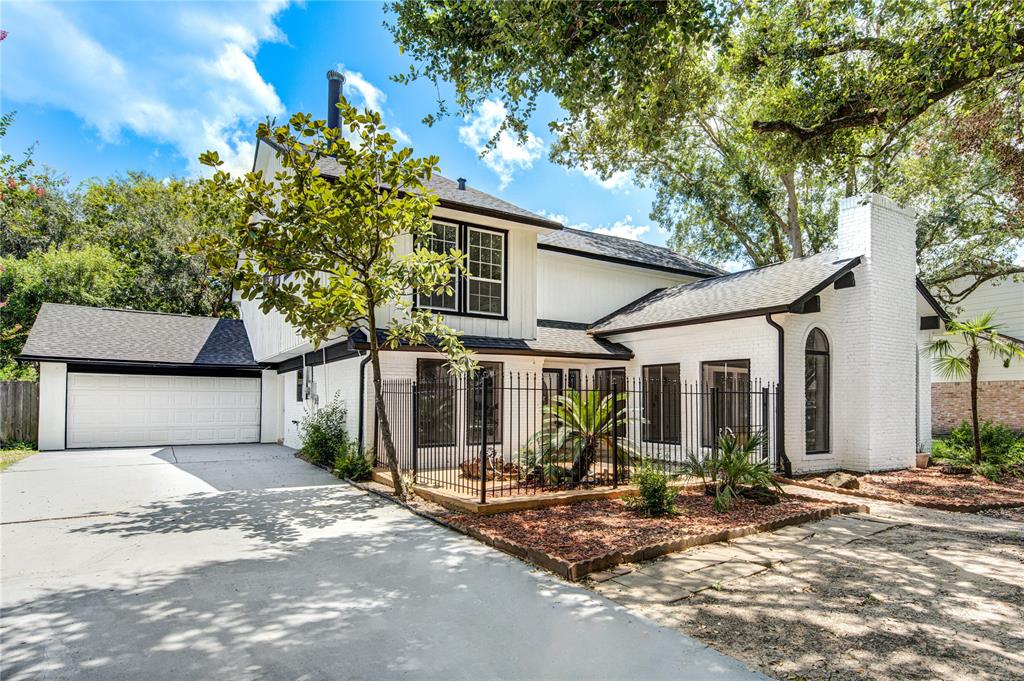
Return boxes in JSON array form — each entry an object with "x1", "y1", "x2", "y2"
[
  {"x1": 542, "y1": 368, "x2": 563, "y2": 406},
  {"x1": 467, "y1": 362, "x2": 503, "y2": 445},
  {"x1": 416, "y1": 359, "x2": 456, "y2": 447},
  {"x1": 805, "y1": 328, "x2": 830, "y2": 453},
  {"x1": 567, "y1": 368, "x2": 581, "y2": 392},
  {"x1": 594, "y1": 367, "x2": 627, "y2": 437},
  {"x1": 701, "y1": 360, "x2": 751, "y2": 446},
  {"x1": 416, "y1": 221, "x2": 506, "y2": 317},
  {"x1": 642, "y1": 364, "x2": 681, "y2": 444}
]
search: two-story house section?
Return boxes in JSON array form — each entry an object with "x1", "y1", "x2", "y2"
[{"x1": 23, "y1": 71, "x2": 951, "y2": 479}]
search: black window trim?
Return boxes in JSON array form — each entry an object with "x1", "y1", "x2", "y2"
[
  {"x1": 296, "y1": 366, "x2": 304, "y2": 402},
  {"x1": 415, "y1": 358, "x2": 458, "y2": 448},
  {"x1": 700, "y1": 358, "x2": 752, "y2": 447},
  {"x1": 567, "y1": 368, "x2": 582, "y2": 392},
  {"x1": 415, "y1": 219, "x2": 510, "y2": 321},
  {"x1": 805, "y1": 328, "x2": 831, "y2": 455},
  {"x1": 467, "y1": 360, "x2": 504, "y2": 445},
  {"x1": 641, "y1": 363, "x2": 682, "y2": 445}
]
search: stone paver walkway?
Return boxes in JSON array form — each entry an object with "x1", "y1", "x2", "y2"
[{"x1": 591, "y1": 513, "x2": 901, "y2": 606}]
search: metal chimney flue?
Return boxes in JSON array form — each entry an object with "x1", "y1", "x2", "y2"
[
  {"x1": 327, "y1": 70, "x2": 344, "y2": 129},
  {"x1": 457, "y1": 177, "x2": 467, "y2": 190}
]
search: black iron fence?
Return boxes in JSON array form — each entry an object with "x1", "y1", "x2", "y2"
[{"x1": 374, "y1": 373, "x2": 779, "y2": 500}]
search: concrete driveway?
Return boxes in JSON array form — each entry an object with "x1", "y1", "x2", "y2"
[{"x1": 1, "y1": 445, "x2": 762, "y2": 681}]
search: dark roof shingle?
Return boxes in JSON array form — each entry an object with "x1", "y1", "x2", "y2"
[
  {"x1": 591, "y1": 251, "x2": 861, "y2": 335},
  {"x1": 314, "y1": 156, "x2": 561, "y2": 229},
  {"x1": 19, "y1": 303, "x2": 258, "y2": 368},
  {"x1": 538, "y1": 228, "x2": 723, "y2": 277}
]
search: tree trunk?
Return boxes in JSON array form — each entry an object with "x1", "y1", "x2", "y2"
[
  {"x1": 969, "y1": 345, "x2": 982, "y2": 465},
  {"x1": 780, "y1": 170, "x2": 804, "y2": 259},
  {"x1": 367, "y1": 306, "x2": 405, "y2": 499}
]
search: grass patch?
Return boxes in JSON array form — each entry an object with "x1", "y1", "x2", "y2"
[{"x1": 0, "y1": 442, "x2": 37, "y2": 472}]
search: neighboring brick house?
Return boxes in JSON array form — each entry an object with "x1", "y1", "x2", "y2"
[{"x1": 930, "y1": 276, "x2": 1024, "y2": 435}]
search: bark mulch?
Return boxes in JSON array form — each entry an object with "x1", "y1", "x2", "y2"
[
  {"x1": 809, "y1": 467, "x2": 1024, "y2": 507},
  {"x1": 451, "y1": 492, "x2": 839, "y2": 564}
]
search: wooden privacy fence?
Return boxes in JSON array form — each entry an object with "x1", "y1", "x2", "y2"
[{"x1": 0, "y1": 381, "x2": 39, "y2": 445}]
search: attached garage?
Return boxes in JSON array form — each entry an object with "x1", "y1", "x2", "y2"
[
  {"x1": 19, "y1": 303, "x2": 267, "y2": 451},
  {"x1": 66, "y1": 372, "x2": 260, "y2": 448}
]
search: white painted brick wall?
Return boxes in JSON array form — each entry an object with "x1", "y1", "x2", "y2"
[{"x1": 831, "y1": 194, "x2": 918, "y2": 471}]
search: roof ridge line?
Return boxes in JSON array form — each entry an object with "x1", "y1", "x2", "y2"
[{"x1": 46, "y1": 302, "x2": 234, "y2": 321}]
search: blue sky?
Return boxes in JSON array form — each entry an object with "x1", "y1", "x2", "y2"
[{"x1": 0, "y1": 1, "x2": 669, "y2": 245}]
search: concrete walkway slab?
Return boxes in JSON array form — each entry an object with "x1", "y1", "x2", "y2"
[{"x1": 1, "y1": 445, "x2": 764, "y2": 681}]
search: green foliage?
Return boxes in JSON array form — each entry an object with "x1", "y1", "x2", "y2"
[
  {"x1": 299, "y1": 399, "x2": 353, "y2": 468},
  {"x1": 1, "y1": 440, "x2": 36, "y2": 451},
  {"x1": 191, "y1": 96, "x2": 475, "y2": 499},
  {"x1": 928, "y1": 312, "x2": 1024, "y2": 464},
  {"x1": 626, "y1": 460, "x2": 677, "y2": 517},
  {"x1": 0, "y1": 246, "x2": 126, "y2": 372},
  {"x1": 933, "y1": 420, "x2": 1024, "y2": 481},
  {"x1": 681, "y1": 432, "x2": 780, "y2": 513},
  {"x1": 334, "y1": 448, "x2": 373, "y2": 482},
  {"x1": 1, "y1": 113, "x2": 242, "y2": 378},
  {"x1": 388, "y1": 1, "x2": 1024, "y2": 298},
  {"x1": 532, "y1": 389, "x2": 635, "y2": 485}
]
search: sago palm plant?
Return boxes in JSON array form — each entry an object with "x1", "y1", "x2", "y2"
[
  {"x1": 927, "y1": 312, "x2": 1024, "y2": 464},
  {"x1": 681, "y1": 431, "x2": 780, "y2": 512},
  {"x1": 533, "y1": 388, "x2": 636, "y2": 484}
]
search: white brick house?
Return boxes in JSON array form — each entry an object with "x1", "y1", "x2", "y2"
[{"x1": 21, "y1": 77, "x2": 949, "y2": 479}]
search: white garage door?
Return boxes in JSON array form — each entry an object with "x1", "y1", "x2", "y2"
[{"x1": 67, "y1": 372, "x2": 260, "y2": 448}]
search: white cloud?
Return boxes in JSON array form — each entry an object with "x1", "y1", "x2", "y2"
[
  {"x1": 458, "y1": 99, "x2": 544, "y2": 189},
  {"x1": 592, "y1": 216, "x2": 650, "y2": 241},
  {"x1": 0, "y1": 1, "x2": 290, "y2": 176},
  {"x1": 579, "y1": 165, "x2": 632, "y2": 191},
  {"x1": 339, "y1": 66, "x2": 411, "y2": 145}
]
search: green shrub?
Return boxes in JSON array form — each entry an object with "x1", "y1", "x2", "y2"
[
  {"x1": 299, "y1": 398, "x2": 352, "y2": 467},
  {"x1": 626, "y1": 460, "x2": 677, "y2": 516},
  {"x1": 681, "y1": 432, "x2": 781, "y2": 512},
  {"x1": 1, "y1": 440, "x2": 36, "y2": 451},
  {"x1": 334, "y1": 447, "x2": 373, "y2": 481},
  {"x1": 933, "y1": 420, "x2": 1024, "y2": 480}
]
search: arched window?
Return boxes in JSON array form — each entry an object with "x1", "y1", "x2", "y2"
[{"x1": 805, "y1": 328, "x2": 830, "y2": 453}]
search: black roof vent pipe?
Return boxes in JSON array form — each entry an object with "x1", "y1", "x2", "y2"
[
  {"x1": 327, "y1": 70, "x2": 344, "y2": 129},
  {"x1": 457, "y1": 177, "x2": 467, "y2": 190}
]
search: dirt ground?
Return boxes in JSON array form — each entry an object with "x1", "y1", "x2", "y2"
[
  {"x1": 450, "y1": 493, "x2": 840, "y2": 563},
  {"x1": 805, "y1": 467, "x2": 1024, "y2": 507},
  {"x1": 620, "y1": 496, "x2": 1024, "y2": 680}
]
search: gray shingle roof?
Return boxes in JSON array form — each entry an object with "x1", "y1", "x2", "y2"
[
  {"x1": 591, "y1": 251, "x2": 861, "y2": 335},
  {"x1": 19, "y1": 303, "x2": 258, "y2": 368},
  {"x1": 351, "y1": 319, "x2": 632, "y2": 359},
  {"x1": 314, "y1": 156, "x2": 561, "y2": 229},
  {"x1": 538, "y1": 228, "x2": 724, "y2": 277}
]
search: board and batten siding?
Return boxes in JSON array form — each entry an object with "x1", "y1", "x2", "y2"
[
  {"x1": 536, "y1": 251, "x2": 698, "y2": 324},
  {"x1": 932, "y1": 276, "x2": 1024, "y2": 382}
]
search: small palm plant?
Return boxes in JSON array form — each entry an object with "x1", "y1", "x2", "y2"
[
  {"x1": 927, "y1": 312, "x2": 1024, "y2": 465},
  {"x1": 681, "y1": 431, "x2": 780, "y2": 512},
  {"x1": 532, "y1": 388, "x2": 636, "y2": 484}
]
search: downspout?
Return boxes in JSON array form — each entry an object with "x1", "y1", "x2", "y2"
[
  {"x1": 357, "y1": 351, "x2": 370, "y2": 454},
  {"x1": 765, "y1": 313, "x2": 792, "y2": 476}
]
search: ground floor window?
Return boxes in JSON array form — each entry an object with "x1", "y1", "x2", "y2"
[
  {"x1": 416, "y1": 359, "x2": 456, "y2": 447},
  {"x1": 594, "y1": 367, "x2": 627, "y2": 437},
  {"x1": 701, "y1": 359, "x2": 751, "y2": 446},
  {"x1": 805, "y1": 328, "x2": 831, "y2": 453},
  {"x1": 542, "y1": 368, "x2": 563, "y2": 406},
  {"x1": 567, "y1": 368, "x2": 581, "y2": 392},
  {"x1": 467, "y1": 361, "x2": 503, "y2": 445},
  {"x1": 642, "y1": 364, "x2": 681, "y2": 444}
]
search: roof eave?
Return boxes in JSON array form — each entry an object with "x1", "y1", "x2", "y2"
[
  {"x1": 15, "y1": 354, "x2": 262, "y2": 372},
  {"x1": 349, "y1": 339, "x2": 632, "y2": 361}
]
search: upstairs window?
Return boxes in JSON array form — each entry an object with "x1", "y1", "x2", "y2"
[{"x1": 417, "y1": 222, "x2": 506, "y2": 318}]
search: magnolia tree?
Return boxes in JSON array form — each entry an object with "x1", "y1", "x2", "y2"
[{"x1": 192, "y1": 97, "x2": 474, "y2": 498}]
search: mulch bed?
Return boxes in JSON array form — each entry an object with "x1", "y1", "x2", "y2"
[
  {"x1": 450, "y1": 492, "x2": 840, "y2": 564},
  {"x1": 804, "y1": 467, "x2": 1024, "y2": 509}
]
